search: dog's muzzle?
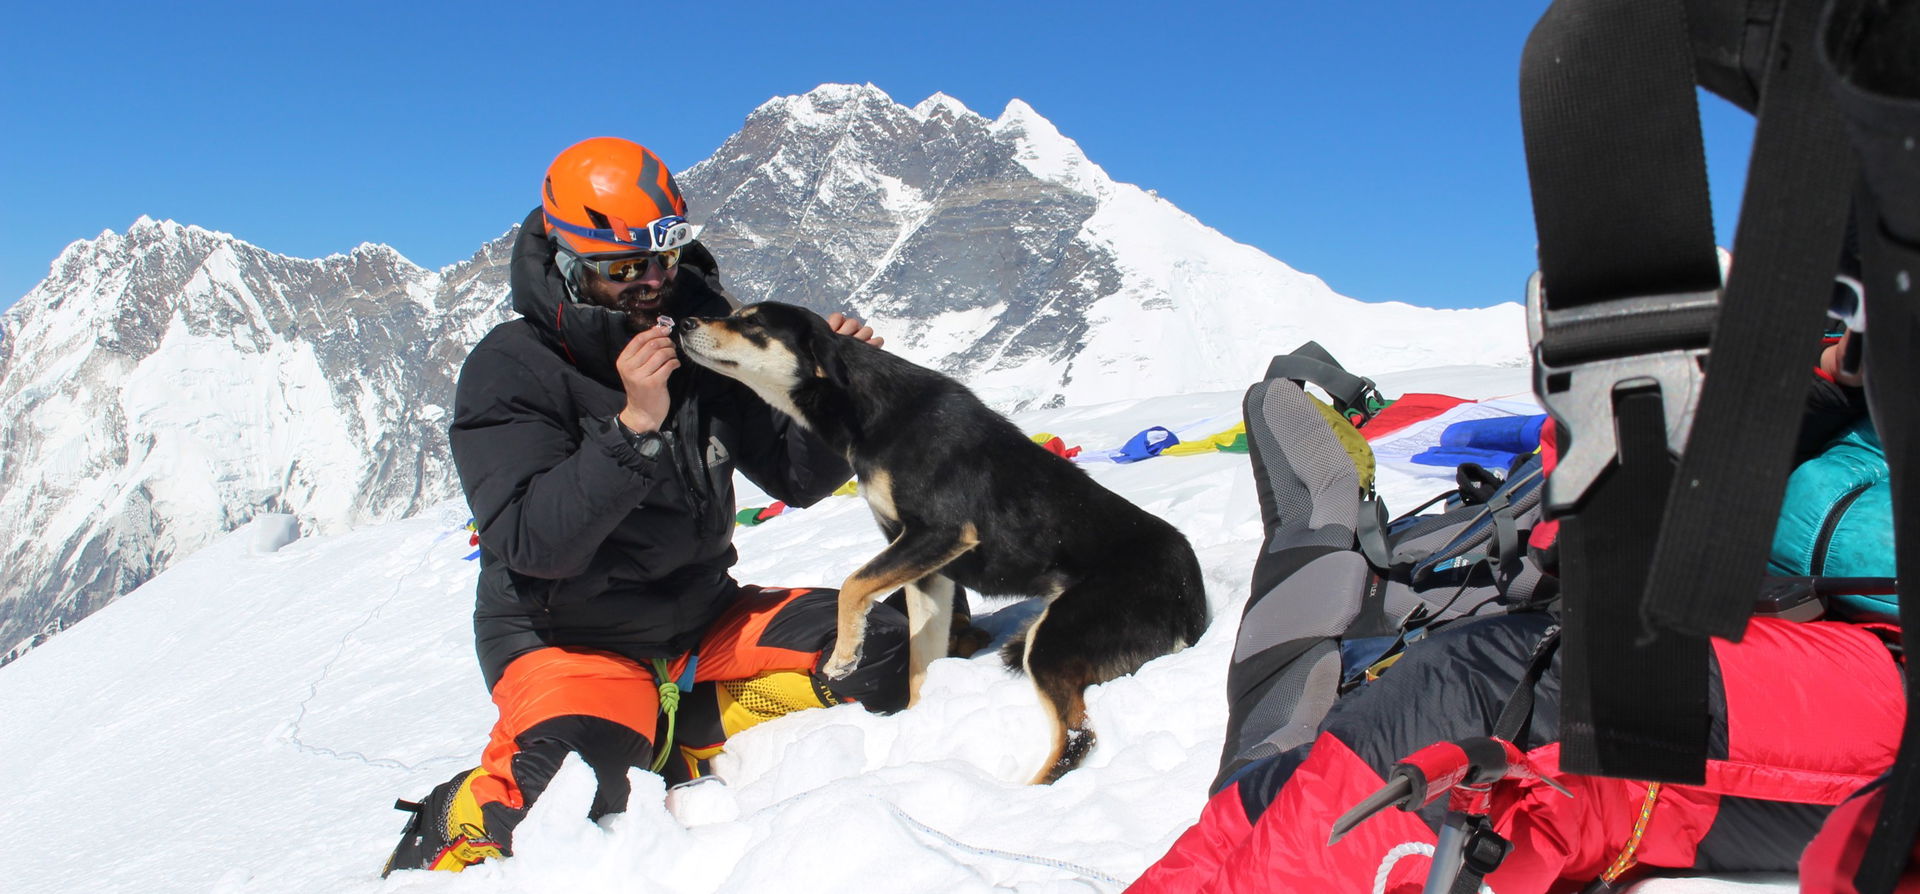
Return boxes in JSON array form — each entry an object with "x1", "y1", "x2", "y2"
[{"x1": 676, "y1": 320, "x2": 720, "y2": 358}]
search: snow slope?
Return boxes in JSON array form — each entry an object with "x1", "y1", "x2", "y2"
[{"x1": 0, "y1": 367, "x2": 1790, "y2": 893}]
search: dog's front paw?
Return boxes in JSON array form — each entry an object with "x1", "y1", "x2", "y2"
[{"x1": 821, "y1": 645, "x2": 863, "y2": 680}]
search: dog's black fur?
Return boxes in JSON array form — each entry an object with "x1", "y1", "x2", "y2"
[{"x1": 676, "y1": 302, "x2": 1209, "y2": 784}]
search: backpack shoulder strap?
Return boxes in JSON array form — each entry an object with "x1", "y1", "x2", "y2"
[{"x1": 1521, "y1": 0, "x2": 1854, "y2": 783}]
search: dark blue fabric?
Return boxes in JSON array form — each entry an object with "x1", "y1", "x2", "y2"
[{"x1": 1339, "y1": 635, "x2": 1400, "y2": 683}]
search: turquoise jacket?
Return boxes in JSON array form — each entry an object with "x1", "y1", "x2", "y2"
[{"x1": 1769, "y1": 418, "x2": 1896, "y2": 618}]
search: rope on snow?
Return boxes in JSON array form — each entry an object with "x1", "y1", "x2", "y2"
[
  {"x1": 285, "y1": 526, "x2": 471, "y2": 773},
  {"x1": 874, "y1": 796, "x2": 1128, "y2": 890}
]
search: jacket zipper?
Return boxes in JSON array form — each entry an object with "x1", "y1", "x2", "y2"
[
  {"x1": 1811, "y1": 482, "x2": 1873, "y2": 575},
  {"x1": 667, "y1": 393, "x2": 725, "y2": 538}
]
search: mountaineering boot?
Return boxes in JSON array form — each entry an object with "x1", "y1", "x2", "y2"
[{"x1": 380, "y1": 767, "x2": 506, "y2": 876}]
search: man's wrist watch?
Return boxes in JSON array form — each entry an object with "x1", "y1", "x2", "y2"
[{"x1": 617, "y1": 417, "x2": 668, "y2": 459}]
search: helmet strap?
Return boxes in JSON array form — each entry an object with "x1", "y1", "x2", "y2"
[{"x1": 551, "y1": 242, "x2": 587, "y2": 303}]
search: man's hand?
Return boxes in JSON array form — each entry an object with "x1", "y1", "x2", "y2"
[
  {"x1": 615, "y1": 326, "x2": 679, "y2": 433},
  {"x1": 826, "y1": 312, "x2": 885, "y2": 348},
  {"x1": 1820, "y1": 330, "x2": 1865, "y2": 388}
]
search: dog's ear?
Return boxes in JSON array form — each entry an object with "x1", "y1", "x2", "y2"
[{"x1": 812, "y1": 321, "x2": 852, "y2": 389}]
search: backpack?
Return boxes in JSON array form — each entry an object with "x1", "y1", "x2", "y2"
[{"x1": 1215, "y1": 344, "x2": 1551, "y2": 791}]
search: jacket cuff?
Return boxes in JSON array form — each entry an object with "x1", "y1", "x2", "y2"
[{"x1": 590, "y1": 415, "x2": 670, "y2": 476}]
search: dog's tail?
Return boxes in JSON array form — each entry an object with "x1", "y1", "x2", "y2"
[{"x1": 1171, "y1": 536, "x2": 1210, "y2": 649}]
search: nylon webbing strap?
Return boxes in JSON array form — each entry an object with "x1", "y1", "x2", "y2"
[
  {"x1": 1555, "y1": 390, "x2": 1711, "y2": 781},
  {"x1": 1264, "y1": 349, "x2": 1378, "y2": 422},
  {"x1": 1643, "y1": 0, "x2": 1859, "y2": 643},
  {"x1": 1523, "y1": 0, "x2": 1722, "y2": 316},
  {"x1": 1520, "y1": 0, "x2": 1719, "y2": 783},
  {"x1": 1492, "y1": 625, "x2": 1562, "y2": 747},
  {"x1": 1855, "y1": 225, "x2": 1920, "y2": 894},
  {"x1": 1823, "y1": 3, "x2": 1920, "y2": 884},
  {"x1": 1448, "y1": 817, "x2": 1512, "y2": 894}
]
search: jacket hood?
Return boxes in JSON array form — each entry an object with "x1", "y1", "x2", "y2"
[{"x1": 508, "y1": 207, "x2": 737, "y2": 387}]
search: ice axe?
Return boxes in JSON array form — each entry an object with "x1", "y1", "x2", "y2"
[{"x1": 1329, "y1": 736, "x2": 1571, "y2": 894}]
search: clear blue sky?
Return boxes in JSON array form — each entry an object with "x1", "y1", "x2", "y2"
[{"x1": 0, "y1": 1, "x2": 1758, "y2": 311}]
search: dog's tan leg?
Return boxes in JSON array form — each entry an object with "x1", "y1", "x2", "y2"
[
  {"x1": 1019, "y1": 604, "x2": 1098, "y2": 785},
  {"x1": 821, "y1": 571, "x2": 908, "y2": 682},
  {"x1": 821, "y1": 524, "x2": 978, "y2": 681},
  {"x1": 1030, "y1": 684, "x2": 1094, "y2": 785},
  {"x1": 903, "y1": 573, "x2": 956, "y2": 707}
]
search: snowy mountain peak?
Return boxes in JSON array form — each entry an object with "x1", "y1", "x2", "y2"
[
  {"x1": 125, "y1": 215, "x2": 196, "y2": 239},
  {"x1": 993, "y1": 96, "x2": 1044, "y2": 125},
  {"x1": 757, "y1": 83, "x2": 1001, "y2": 133},
  {"x1": 59, "y1": 217, "x2": 180, "y2": 264},
  {"x1": 754, "y1": 82, "x2": 898, "y2": 129},
  {"x1": 54, "y1": 217, "x2": 235, "y2": 268},
  {"x1": 801, "y1": 81, "x2": 891, "y2": 104},
  {"x1": 911, "y1": 91, "x2": 982, "y2": 122},
  {"x1": 684, "y1": 84, "x2": 1525, "y2": 410},
  {"x1": 991, "y1": 97, "x2": 1109, "y2": 195},
  {"x1": 125, "y1": 215, "x2": 215, "y2": 246},
  {"x1": 338, "y1": 241, "x2": 430, "y2": 276}
]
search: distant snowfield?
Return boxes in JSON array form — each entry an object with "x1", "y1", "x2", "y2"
[{"x1": 0, "y1": 367, "x2": 1790, "y2": 894}]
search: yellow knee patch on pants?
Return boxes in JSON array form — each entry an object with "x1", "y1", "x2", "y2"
[{"x1": 718, "y1": 671, "x2": 837, "y2": 738}]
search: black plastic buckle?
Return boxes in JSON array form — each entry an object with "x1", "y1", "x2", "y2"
[
  {"x1": 1460, "y1": 821, "x2": 1513, "y2": 876},
  {"x1": 1427, "y1": 817, "x2": 1512, "y2": 894}
]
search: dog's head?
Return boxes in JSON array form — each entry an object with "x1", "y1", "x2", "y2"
[{"x1": 676, "y1": 302, "x2": 852, "y2": 418}]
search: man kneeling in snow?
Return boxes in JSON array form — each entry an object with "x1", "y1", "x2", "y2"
[{"x1": 383, "y1": 137, "x2": 910, "y2": 875}]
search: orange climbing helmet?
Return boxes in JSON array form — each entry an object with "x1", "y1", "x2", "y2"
[{"x1": 541, "y1": 137, "x2": 695, "y2": 257}]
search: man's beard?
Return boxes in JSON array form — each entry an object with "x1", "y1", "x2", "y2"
[{"x1": 608, "y1": 280, "x2": 675, "y2": 330}]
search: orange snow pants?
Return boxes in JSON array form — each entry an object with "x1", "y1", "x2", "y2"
[{"x1": 467, "y1": 586, "x2": 908, "y2": 846}]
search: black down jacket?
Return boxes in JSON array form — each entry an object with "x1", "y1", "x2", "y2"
[{"x1": 452, "y1": 209, "x2": 853, "y2": 688}]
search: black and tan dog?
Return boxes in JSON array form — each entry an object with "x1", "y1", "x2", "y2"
[{"x1": 675, "y1": 302, "x2": 1209, "y2": 784}]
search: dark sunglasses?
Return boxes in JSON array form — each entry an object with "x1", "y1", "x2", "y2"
[{"x1": 585, "y1": 248, "x2": 681, "y2": 283}]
